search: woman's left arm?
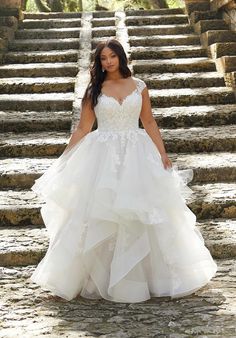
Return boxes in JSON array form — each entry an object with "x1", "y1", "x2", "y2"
[{"x1": 139, "y1": 87, "x2": 172, "y2": 169}]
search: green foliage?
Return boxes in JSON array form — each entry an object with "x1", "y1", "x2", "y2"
[
  {"x1": 25, "y1": 0, "x2": 184, "y2": 12},
  {"x1": 167, "y1": 0, "x2": 184, "y2": 8},
  {"x1": 26, "y1": 0, "x2": 39, "y2": 12}
]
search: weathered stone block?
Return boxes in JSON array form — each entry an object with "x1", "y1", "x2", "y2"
[
  {"x1": 215, "y1": 55, "x2": 236, "y2": 73},
  {"x1": 0, "y1": 7, "x2": 21, "y2": 19},
  {"x1": 0, "y1": 37, "x2": 7, "y2": 51},
  {"x1": 222, "y1": 5, "x2": 236, "y2": 31},
  {"x1": 0, "y1": 16, "x2": 18, "y2": 29},
  {"x1": 189, "y1": 10, "x2": 220, "y2": 25},
  {"x1": 224, "y1": 71, "x2": 236, "y2": 87},
  {"x1": 0, "y1": 0, "x2": 21, "y2": 8},
  {"x1": 208, "y1": 42, "x2": 236, "y2": 58},
  {"x1": 0, "y1": 62, "x2": 78, "y2": 78},
  {"x1": 185, "y1": 0, "x2": 210, "y2": 15},
  {"x1": 23, "y1": 12, "x2": 82, "y2": 19},
  {"x1": 15, "y1": 28, "x2": 81, "y2": 40},
  {"x1": 201, "y1": 29, "x2": 236, "y2": 46},
  {"x1": 194, "y1": 19, "x2": 229, "y2": 34},
  {"x1": 125, "y1": 15, "x2": 188, "y2": 26},
  {"x1": 210, "y1": 0, "x2": 233, "y2": 11},
  {"x1": 0, "y1": 26, "x2": 15, "y2": 42},
  {"x1": 4, "y1": 50, "x2": 79, "y2": 64},
  {"x1": 125, "y1": 8, "x2": 184, "y2": 16},
  {"x1": 18, "y1": 18, "x2": 82, "y2": 29}
]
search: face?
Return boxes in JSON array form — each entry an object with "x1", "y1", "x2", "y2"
[{"x1": 100, "y1": 46, "x2": 119, "y2": 73}]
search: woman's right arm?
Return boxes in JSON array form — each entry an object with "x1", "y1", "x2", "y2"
[{"x1": 62, "y1": 97, "x2": 96, "y2": 155}]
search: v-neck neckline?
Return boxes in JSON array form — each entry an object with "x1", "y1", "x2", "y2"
[
  {"x1": 101, "y1": 78, "x2": 138, "y2": 106},
  {"x1": 101, "y1": 88, "x2": 139, "y2": 106}
]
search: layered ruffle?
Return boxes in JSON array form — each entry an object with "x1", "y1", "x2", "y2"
[{"x1": 30, "y1": 128, "x2": 218, "y2": 302}]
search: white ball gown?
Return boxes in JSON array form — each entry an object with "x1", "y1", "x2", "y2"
[{"x1": 29, "y1": 77, "x2": 218, "y2": 303}]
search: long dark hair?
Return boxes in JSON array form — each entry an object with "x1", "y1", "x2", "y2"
[{"x1": 81, "y1": 38, "x2": 132, "y2": 109}]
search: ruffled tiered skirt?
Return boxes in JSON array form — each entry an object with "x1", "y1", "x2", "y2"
[{"x1": 29, "y1": 128, "x2": 218, "y2": 302}]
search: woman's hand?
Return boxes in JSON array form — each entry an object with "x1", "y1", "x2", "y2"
[{"x1": 161, "y1": 153, "x2": 172, "y2": 170}]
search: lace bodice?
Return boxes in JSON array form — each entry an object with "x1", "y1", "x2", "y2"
[{"x1": 94, "y1": 77, "x2": 146, "y2": 132}]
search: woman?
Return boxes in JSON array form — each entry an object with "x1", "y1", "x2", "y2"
[{"x1": 30, "y1": 38, "x2": 218, "y2": 303}]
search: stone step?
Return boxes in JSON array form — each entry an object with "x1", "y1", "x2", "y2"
[
  {"x1": 148, "y1": 87, "x2": 235, "y2": 107},
  {"x1": 151, "y1": 104, "x2": 236, "y2": 127},
  {"x1": 1, "y1": 102, "x2": 234, "y2": 135},
  {"x1": 0, "y1": 62, "x2": 78, "y2": 77},
  {"x1": 3, "y1": 49, "x2": 79, "y2": 64},
  {"x1": 189, "y1": 183, "x2": 236, "y2": 219},
  {"x1": 189, "y1": 10, "x2": 220, "y2": 25},
  {"x1": 201, "y1": 30, "x2": 236, "y2": 47},
  {"x1": 0, "y1": 92, "x2": 74, "y2": 111},
  {"x1": 91, "y1": 18, "x2": 115, "y2": 27},
  {"x1": 0, "y1": 77, "x2": 75, "y2": 94},
  {"x1": 0, "y1": 126, "x2": 235, "y2": 158},
  {"x1": 161, "y1": 125, "x2": 236, "y2": 152},
  {"x1": 1, "y1": 259, "x2": 235, "y2": 337},
  {"x1": 0, "y1": 183, "x2": 235, "y2": 226},
  {"x1": 138, "y1": 72, "x2": 225, "y2": 89},
  {"x1": 15, "y1": 28, "x2": 81, "y2": 40},
  {"x1": 220, "y1": 55, "x2": 236, "y2": 73},
  {"x1": 2, "y1": 88, "x2": 233, "y2": 111},
  {"x1": 132, "y1": 58, "x2": 216, "y2": 73},
  {"x1": 3, "y1": 51, "x2": 69, "y2": 69},
  {"x1": 0, "y1": 152, "x2": 235, "y2": 190},
  {"x1": 194, "y1": 19, "x2": 229, "y2": 34},
  {"x1": 185, "y1": 1, "x2": 210, "y2": 15},
  {"x1": 23, "y1": 12, "x2": 82, "y2": 19},
  {"x1": 216, "y1": 55, "x2": 236, "y2": 73},
  {"x1": 0, "y1": 190, "x2": 43, "y2": 226},
  {"x1": 92, "y1": 11, "x2": 115, "y2": 18},
  {"x1": 19, "y1": 18, "x2": 82, "y2": 29},
  {"x1": 130, "y1": 45, "x2": 207, "y2": 60},
  {"x1": 0, "y1": 158, "x2": 55, "y2": 189},
  {"x1": 0, "y1": 131, "x2": 68, "y2": 158},
  {"x1": 92, "y1": 27, "x2": 116, "y2": 38},
  {"x1": 125, "y1": 15, "x2": 189, "y2": 26},
  {"x1": 0, "y1": 111, "x2": 71, "y2": 133},
  {"x1": 0, "y1": 226, "x2": 46, "y2": 266},
  {"x1": 128, "y1": 24, "x2": 193, "y2": 36},
  {"x1": 9, "y1": 38, "x2": 80, "y2": 51},
  {"x1": 129, "y1": 34, "x2": 200, "y2": 47},
  {"x1": 209, "y1": 42, "x2": 236, "y2": 59},
  {"x1": 125, "y1": 8, "x2": 184, "y2": 16},
  {"x1": 1, "y1": 218, "x2": 235, "y2": 266},
  {"x1": 197, "y1": 219, "x2": 236, "y2": 259}
]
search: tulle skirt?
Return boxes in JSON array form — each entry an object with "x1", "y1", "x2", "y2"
[{"x1": 29, "y1": 128, "x2": 218, "y2": 302}]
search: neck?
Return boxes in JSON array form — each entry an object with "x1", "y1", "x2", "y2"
[{"x1": 105, "y1": 70, "x2": 124, "y2": 81}]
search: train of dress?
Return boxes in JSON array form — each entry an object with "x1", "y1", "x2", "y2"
[{"x1": 29, "y1": 128, "x2": 218, "y2": 302}]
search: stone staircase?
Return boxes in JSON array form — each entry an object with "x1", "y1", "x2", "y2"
[{"x1": 1, "y1": 7, "x2": 236, "y2": 337}]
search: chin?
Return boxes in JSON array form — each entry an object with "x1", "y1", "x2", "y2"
[{"x1": 107, "y1": 67, "x2": 118, "y2": 72}]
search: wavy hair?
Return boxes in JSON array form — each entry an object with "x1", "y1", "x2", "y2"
[{"x1": 81, "y1": 38, "x2": 132, "y2": 109}]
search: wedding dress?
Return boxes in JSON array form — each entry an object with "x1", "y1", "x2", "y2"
[{"x1": 29, "y1": 77, "x2": 218, "y2": 303}]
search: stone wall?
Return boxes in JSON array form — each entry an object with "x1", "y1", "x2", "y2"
[
  {"x1": 184, "y1": 0, "x2": 236, "y2": 92},
  {"x1": 1, "y1": 0, "x2": 21, "y2": 6},
  {"x1": 222, "y1": 3, "x2": 236, "y2": 30},
  {"x1": 211, "y1": 0, "x2": 236, "y2": 30},
  {"x1": 0, "y1": 0, "x2": 23, "y2": 63}
]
